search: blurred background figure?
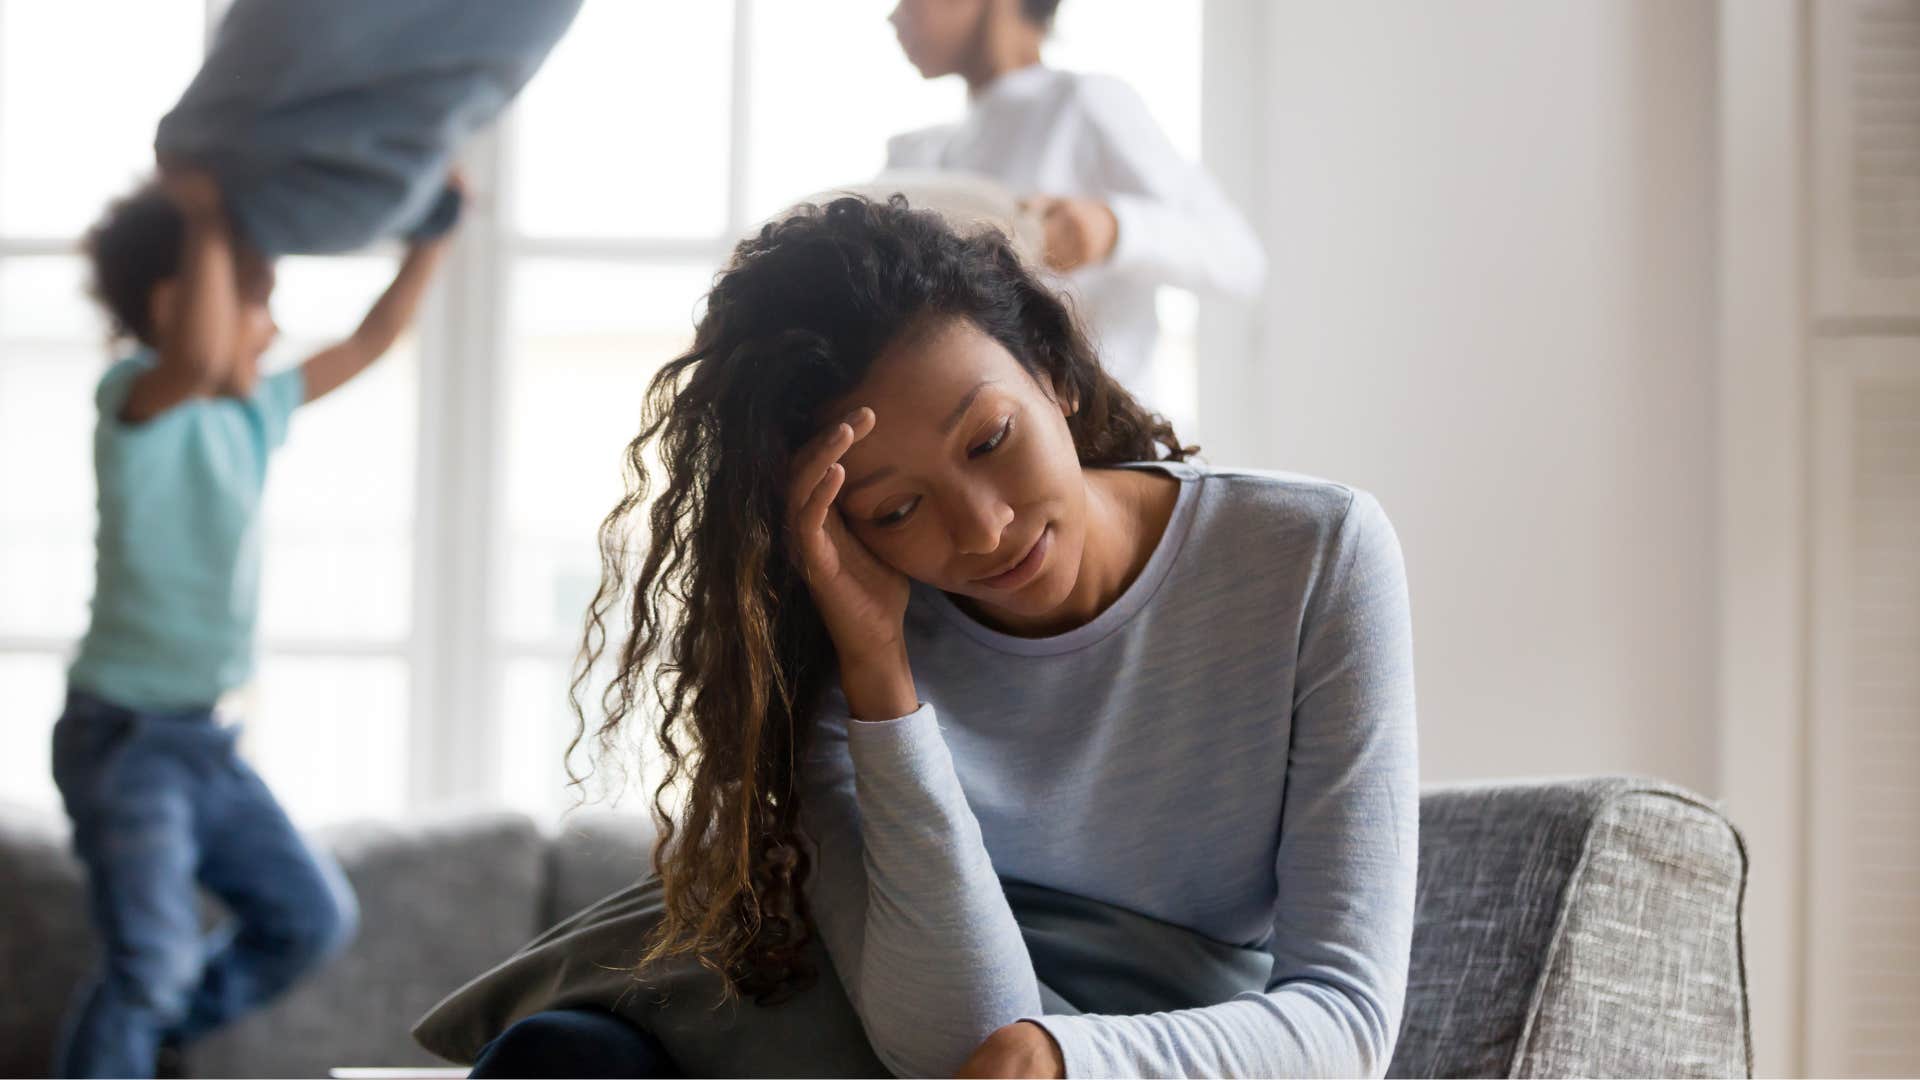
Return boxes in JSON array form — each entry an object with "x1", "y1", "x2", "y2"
[
  {"x1": 36, "y1": 0, "x2": 573, "y2": 1071},
  {"x1": 53, "y1": 161, "x2": 454, "y2": 1078},
  {"x1": 884, "y1": 0, "x2": 1266, "y2": 415}
]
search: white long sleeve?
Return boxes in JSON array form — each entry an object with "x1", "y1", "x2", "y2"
[
  {"x1": 1074, "y1": 74, "x2": 1268, "y2": 303},
  {"x1": 884, "y1": 65, "x2": 1268, "y2": 399}
]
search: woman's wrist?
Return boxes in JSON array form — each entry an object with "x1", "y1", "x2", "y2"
[{"x1": 839, "y1": 642, "x2": 919, "y2": 722}]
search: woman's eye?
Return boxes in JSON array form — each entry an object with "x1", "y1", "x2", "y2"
[
  {"x1": 874, "y1": 496, "x2": 920, "y2": 527},
  {"x1": 969, "y1": 418, "x2": 1013, "y2": 459}
]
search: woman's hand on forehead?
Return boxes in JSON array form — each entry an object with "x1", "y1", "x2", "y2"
[{"x1": 785, "y1": 406, "x2": 914, "y2": 672}]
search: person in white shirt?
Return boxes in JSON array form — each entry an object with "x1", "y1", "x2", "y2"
[{"x1": 885, "y1": 0, "x2": 1267, "y2": 407}]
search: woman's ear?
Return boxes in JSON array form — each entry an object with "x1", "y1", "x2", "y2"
[{"x1": 1051, "y1": 375, "x2": 1079, "y2": 418}]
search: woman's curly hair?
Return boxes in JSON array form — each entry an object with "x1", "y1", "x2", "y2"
[{"x1": 571, "y1": 194, "x2": 1192, "y2": 1004}]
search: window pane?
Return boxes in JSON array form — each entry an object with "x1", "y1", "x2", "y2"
[
  {"x1": 0, "y1": 653, "x2": 66, "y2": 816},
  {"x1": 501, "y1": 655, "x2": 660, "y2": 826},
  {"x1": 259, "y1": 256, "x2": 416, "y2": 642},
  {"x1": 744, "y1": 0, "x2": 963, "y2": 222},
  {"x1": 498, "y1": 259, "x2": 709, "y2": 647},
  {"x1": 243, "y1": 655, "x2": 409, "y2": 825},
  {"x1": 0, "y1": 258, "x2": 108, "y2": 639},
  {"x1": 1151, "y1": 289, "x2": 1199, "y2": 439},
  {"x1": 0, "y1": 255, "x2": 109, "y2": 340},
  {"x1": 510, "y1": 0, "x2": 733, "y2": 239},
  {"x1": 500, "y1": 656, "x2": 580, "y2": 823},
  {"x1": 0, "y1": 0, "x2": 202, "y2": 237}
]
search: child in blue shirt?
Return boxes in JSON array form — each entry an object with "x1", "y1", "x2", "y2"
[{"x1": 52, "y1": 165, "x2": 455, "y2": 1079}]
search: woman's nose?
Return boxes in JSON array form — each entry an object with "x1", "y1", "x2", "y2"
[{"x1": 948, "y1": 490, "x2": 1015, "y2": 557}]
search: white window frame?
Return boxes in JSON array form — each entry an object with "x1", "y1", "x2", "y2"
[
  {"x1": 407, "y1": 0, "x2": 758, "y2": 809},
  {"x1": 0, "y1": 0, "x2": 229, "y2": 670}
]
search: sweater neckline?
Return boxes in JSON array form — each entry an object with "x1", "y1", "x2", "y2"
[{"x1": 916, "y1": 460, "x2": 1201, "y2": 656}]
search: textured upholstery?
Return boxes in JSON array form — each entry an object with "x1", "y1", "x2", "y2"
[
  {"x1": 0, "y1": 776, "x2": 1749, "y2": 1078},
  {"x1": 0, "y1": 808, "x2": 547, "y2": 1078},
  {"x1": 1389, "y1": 778, "x2": 1751, "y2": 1078}
]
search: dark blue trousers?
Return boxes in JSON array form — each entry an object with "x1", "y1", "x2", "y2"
[{"x1": 470, "y1": 1008, "x2": 680, "y2": 1078}]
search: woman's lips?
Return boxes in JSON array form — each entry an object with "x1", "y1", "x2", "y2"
[{"x1": 973, "y1": 526, "x2": 1052, "y2": 591}]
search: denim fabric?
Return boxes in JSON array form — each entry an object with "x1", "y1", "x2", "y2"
[
  {"x1": 49, "y1": 689, "x2": 358, "y2": 1079},
  {"x1": 470, "y1": 1009, "x2": 680, "y2": 1079}
]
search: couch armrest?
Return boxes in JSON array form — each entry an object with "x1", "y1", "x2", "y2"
[{"x1": 1389, "y1": 778, "x2": 1751, "y2": 1079}]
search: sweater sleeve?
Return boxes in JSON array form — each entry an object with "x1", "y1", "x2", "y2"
[
  {"x1": 1023, "y1": 491, "x2": 1419, "y2": 1078},
  {"x1": 798, "y1": 696, "x2": 1045, "y2": 1078},
  {"x1": 1075, "y1": 75, "x2": 1268, "y2": 302}
]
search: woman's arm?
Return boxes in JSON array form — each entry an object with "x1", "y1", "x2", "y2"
[
  {"x1": 1021, "y1": 492, "x2": 1418, "y2": 1078},
  {"x1": 786, "y1": 408, "x2": 1047, "y2": 1076},
  {"x1": 1076, "y1": 75, "x2": 1269, "y2": 303},
  {"x1": 800, "y1": 690, "x2": 1046, "y2": 1078}
]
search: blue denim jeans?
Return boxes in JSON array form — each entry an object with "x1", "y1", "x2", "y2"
[
  {"x1": 470, "y1": 1008, "x2": 681, "y2": 1078},
  {"x1": 50, "y1": 688, "x2": 359, "y2": 1079}
]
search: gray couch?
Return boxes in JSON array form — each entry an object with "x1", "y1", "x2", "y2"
[{"x1": 0, "y1": 777, "x2": 1749, "y2": 1078}]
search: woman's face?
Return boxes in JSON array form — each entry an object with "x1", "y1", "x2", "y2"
[{"x1": 824, "y1": 316, "x2": 1088, "y2": 625}]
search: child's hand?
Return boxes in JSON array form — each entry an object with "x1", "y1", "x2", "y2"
[
  {"x1": 1023, "y1": 194, "x2": 1118, "y2": 273},
  {"x1": 436, "y1": 165, "x2": 470, "y2": 232},
  {"x1": 157, "y1": 164, "x2": 225, "y2": 223},
  {"x1": 403, "y1": 165, "x2": 470, "y2": 253},
  {"x1": 410, "y1": 167, "x2": 469, "y2": 252},
  {"x1": 785, "y1": 407, "x2": 912, "y2": 667}
]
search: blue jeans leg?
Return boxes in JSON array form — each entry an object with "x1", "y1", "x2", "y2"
[
  {"x1": 50, "y1": 691, "x2": 359, "y2": 1077},
  {"x1": 172, "y1": 749, "x2": 358, "y2": 1041},
  {"x1": 470, "y1": 1009, "x2": 681, "y2": 1078},
  {"x1": 52, "y1": 702, "x2": 207, "y2": 1079}
]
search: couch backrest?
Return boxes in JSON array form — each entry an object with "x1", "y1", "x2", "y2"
[
  {"x1": 543, "y1": 811, "x2": 657, "y2": 931},
  {"x1": 0, "y1": 805, "x2": 100, "y2": 1079},
  {"x1": 184, "y1": 813, "x2": 550, "y2": 1078},
  {"x1": 0, "y1": 804, "x2": 550, "y2": 1079},
  {"x1": 2, "y1": 779, "x2": 1751, "y2": 1079}
]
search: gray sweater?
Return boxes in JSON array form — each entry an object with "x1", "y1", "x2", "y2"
[{"x1": 798, "y1": 462, "x2": 1419, "y2": 1078}]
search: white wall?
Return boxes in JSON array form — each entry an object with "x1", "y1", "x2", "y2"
[{"x1": 1233, "y1": 1, "x2": 1720, "y2": 791}]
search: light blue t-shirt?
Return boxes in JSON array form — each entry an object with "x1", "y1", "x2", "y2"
[{"x1": 67, "y1": 353, "x2": 306, "y2": 710}]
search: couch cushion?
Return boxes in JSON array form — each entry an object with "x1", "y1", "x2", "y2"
[
  {"x1": 0, "y1": 804, "x2": 95, "y2": 1078},
  {"x1": 542, "y1": 810, "x2": 657, "y2": 931},
  {"x1": 185, "y1": 812, "x2": 546, "y2": 1078},
  {"x1": 1388, "y1": 778, "x2": 1750, "y2": 1079}
]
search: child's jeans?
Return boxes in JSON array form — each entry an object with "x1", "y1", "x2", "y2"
[{"x1": 50, "y1": 688, "x2": 359, "y2": 1079}]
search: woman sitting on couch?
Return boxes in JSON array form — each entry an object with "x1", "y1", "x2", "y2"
[{"x1": 419, "y1": 194, "x2": 1418, "y2": 1079}]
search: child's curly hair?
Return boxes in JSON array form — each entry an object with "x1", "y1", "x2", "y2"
[
  {"x1": 571, "y1": 194, "x2": 1191, "y2": 1004},
  {"x1": 84, "y1": 182, "x2": 184, "y2": 346},
  {"x1": 84, "y1": 179, "x2": 272, "y2": 347}
]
